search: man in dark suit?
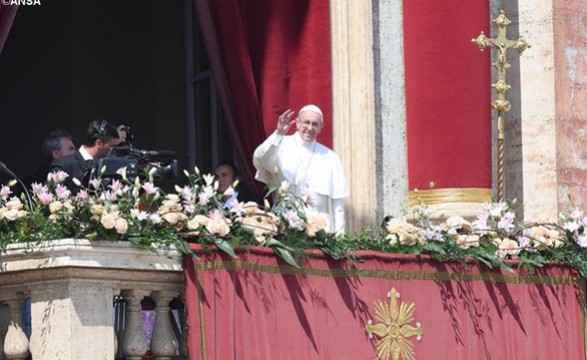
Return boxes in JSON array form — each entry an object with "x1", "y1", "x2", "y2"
[
  {"x1": 214, "y1": 162, "x2": 262, "y2": 207},
  {"x1": 50, "y1": 120, "x2": 120, "y2": 193},
  {"x1": 29, "y1": 129, "x2": 76, "y2": 184}
]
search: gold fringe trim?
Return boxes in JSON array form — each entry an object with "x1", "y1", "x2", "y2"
[
  {"x1": 408, "y1": 188, "x2": 492, "y2": 207},
  {"x1": 195, "y1": 260, "x2": 579, "y2": 286}
]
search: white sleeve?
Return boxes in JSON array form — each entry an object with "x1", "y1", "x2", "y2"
[
  {"x1": 332, "y1": 198, "x2": 346, "y2": 235},
  {"x1": 253, "y1": 131, "x2": 284, "y2": 184}
]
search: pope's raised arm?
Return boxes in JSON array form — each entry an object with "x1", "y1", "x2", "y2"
[
  {"x1": 253, "y1": 109, "x2": 295, "y2": 186},
  {"x1": 276, "y1": 109, "x2": 295, "y2": 135}
]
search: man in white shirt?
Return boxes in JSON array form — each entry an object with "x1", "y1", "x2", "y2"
[
  {"x1": 50, "y1": 119, "x2": 120, "y2": 193},
  {"x1": 253, "y1": 104, "x2": 348, "y2": 234}
]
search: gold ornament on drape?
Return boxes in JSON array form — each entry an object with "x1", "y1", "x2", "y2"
[{"x1": 365, "y1": 288, "x2": 424, "y2": 360}]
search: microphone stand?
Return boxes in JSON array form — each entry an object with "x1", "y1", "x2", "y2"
[{"x1": 0, "y1": 162, "x2": 34, "y2": 212}]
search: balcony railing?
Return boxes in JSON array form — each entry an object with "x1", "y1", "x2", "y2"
[{"x1": 0, "y1": 239, "x2": 187, "y2": 360}]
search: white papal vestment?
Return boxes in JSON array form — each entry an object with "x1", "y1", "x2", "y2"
[{"x1": 253, "y1": 131, "x2": 349, "y2": 233}]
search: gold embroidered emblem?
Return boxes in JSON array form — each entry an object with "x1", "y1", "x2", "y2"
[{"x1": 365, "y1": 288, "x2": 424, "y2": 360}]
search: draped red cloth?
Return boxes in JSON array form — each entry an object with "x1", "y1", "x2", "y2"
[
  {"x1": 404, "y1": 0, "x2": 492, "y2": 190},
  {"x1": 193, "y1": 0, "x2": 332, "y2": 195},
  {"x1": 184, "y1": 245, "x2": 586, "y2": 359},
  {"x1": 0, "y1": 4, "x2": 18, "y2": 55}
]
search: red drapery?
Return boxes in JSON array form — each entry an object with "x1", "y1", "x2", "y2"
[
  {"x1": 0, "y1": 4, "x2": 18, "y2": 55},
  {"x1": 193, "y1": 0, "x2": 332, "y2": 195},
  {"x1": 184, "y1": 246, "x2": 586, "y2": 359},
  {"x1": 404, "y1": 0, "x2": 492, "y2": 190}
]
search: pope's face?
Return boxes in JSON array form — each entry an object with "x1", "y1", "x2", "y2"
[{"x1": 295, "y1": 110, "x2": 323, "y2": 143}]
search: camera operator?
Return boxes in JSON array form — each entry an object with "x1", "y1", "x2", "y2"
[
  {"x1": 50, "y1": 120, "x2": 120, "y2": 194},
  {"x1": 94, "y1": 123, "x2": 179, "y2": 191},
  {"x1": 109, "y1": 124, "x2": 138, "y2": 158},
  {"x1": 116, "y1": 124, "x2": 137, "y2": 148}
]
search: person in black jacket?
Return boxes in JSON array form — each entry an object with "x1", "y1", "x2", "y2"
[
  {"x1": 50, "y1": 120, "x2": 119, "y2": 193},
  {"x1": 22, "y1": 129, "x2": 76, "y2": 188}
]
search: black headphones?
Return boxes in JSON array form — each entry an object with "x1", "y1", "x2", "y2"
[{"x1": 96, "y1": 120, "x2": 108, "y2": 140}]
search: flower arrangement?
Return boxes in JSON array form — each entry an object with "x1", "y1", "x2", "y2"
[
  {"x1": 0, "y1": 167, "x2": 338, "y2": 267},
  {"x1": 350, "y1": 199, "x2": 587, "y2": 276},
  {"x1": 1, "y1": 168, "x2": 587, "y2": 275}
]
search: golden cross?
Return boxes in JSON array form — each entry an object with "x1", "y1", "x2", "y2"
[{"x1": 471, "y1": 10, "x2": 530, "y2": 202}]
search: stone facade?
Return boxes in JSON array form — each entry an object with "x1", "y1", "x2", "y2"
[
  {"x1": 0, "y1": 240, "x2": 184, "y2": 360},
  {"x1": 332, "y1": 0, "x2": 587, "y2": 228}
]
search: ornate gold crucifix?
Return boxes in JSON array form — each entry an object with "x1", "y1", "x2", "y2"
[{"x1": 471, "y1": 10, "x2": 530, "y2": 202}]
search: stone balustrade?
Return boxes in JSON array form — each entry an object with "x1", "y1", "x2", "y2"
[{"x1": 0, "y1": 239, "x2": 187, "y2": 360}]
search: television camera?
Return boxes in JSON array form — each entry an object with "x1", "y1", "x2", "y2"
[{"x1": 89, "y1": 146, "x2": 179, "y2": 185}]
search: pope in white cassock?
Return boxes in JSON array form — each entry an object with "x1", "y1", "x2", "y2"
[{"x1": 253, "y1": 104, "x2": 349, "y2": 234}]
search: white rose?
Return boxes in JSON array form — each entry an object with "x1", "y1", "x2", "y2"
[
  {"x1": 206, "y1": 217, "x2": 230, "y2": 237},
  {"x1": 305, "y1": 213, "x2": 328, "y2": 237},
  {"x1": 161, "y1": 212, "x2": 187, "y2": 225},
  {"x1": 497, "y1": 238, "x2": 520, "y2": 259},
  {"x1": 101, "y1": 212, "x2": 117, "y2": 230},
  {"x1": 3, "y1": 208, "x2": 20, "y2": 221},
  {"x1": 5, "y1": 197, "x2": 23, "y2": 210},
  {"x1": 115, "y1": 218, "x2": 128, "y2": 234},
  {"x1": 187, "y1": 214, "x2": 209, "y2": 230},
  {"x1": 456, "y1": 234, "x2": 480, "y2": 249},
  {"x1": 48, "y1": 201, "x2": 63, "y2": 214},
  {"x1": 91, "y1": 204, "x2": 105, "y2": 216}
]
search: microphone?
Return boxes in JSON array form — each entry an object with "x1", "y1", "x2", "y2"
[
  {"x1": 112, "y1": 146, "x2": 132, "y2": 153},
  {"x1": 0, "y1": 161, "x2": 34, "y2": 212},
  {"x1": 129, "y1": 148, "x2": 176, "y2": 157},
  {"x1": 111, "y1": 147, "x2": 175, "y2": 158},
  {"x1": 139, "y1": 149, "x2": 176, "y2": 157}
]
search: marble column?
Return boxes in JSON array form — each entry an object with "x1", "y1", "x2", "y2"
[
  {"x1": 330, "y1": 0, "x2": 378, "y2": 232},
  {"x1": 121, "y1": 290, "x2": 150, "y2": 360}
]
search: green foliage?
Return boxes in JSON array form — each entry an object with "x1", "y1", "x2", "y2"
[{"x1": 2, "y1": 172, "x2": 587, "y2": 277}]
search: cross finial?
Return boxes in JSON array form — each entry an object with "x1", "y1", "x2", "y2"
[
  {"x1": 471, "y1": 10, "x2": 531, "y2": 202},
  {"x1": 472, "y1": 10, "x2": 531, "y2": 112}
]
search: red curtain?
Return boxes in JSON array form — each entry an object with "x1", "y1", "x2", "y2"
[
  {"x1": 193, "y1": 0, "x2": 332, "y2": 195},
  {"x1": 184, "y1": 246, "x2": 586, "y2": 359},
  {"x1": 0, "y1": 4, "x2": 18, "y2": 55},
  {"x1": 404, "y1": 0, "x2": 492, "y2": 190}
]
